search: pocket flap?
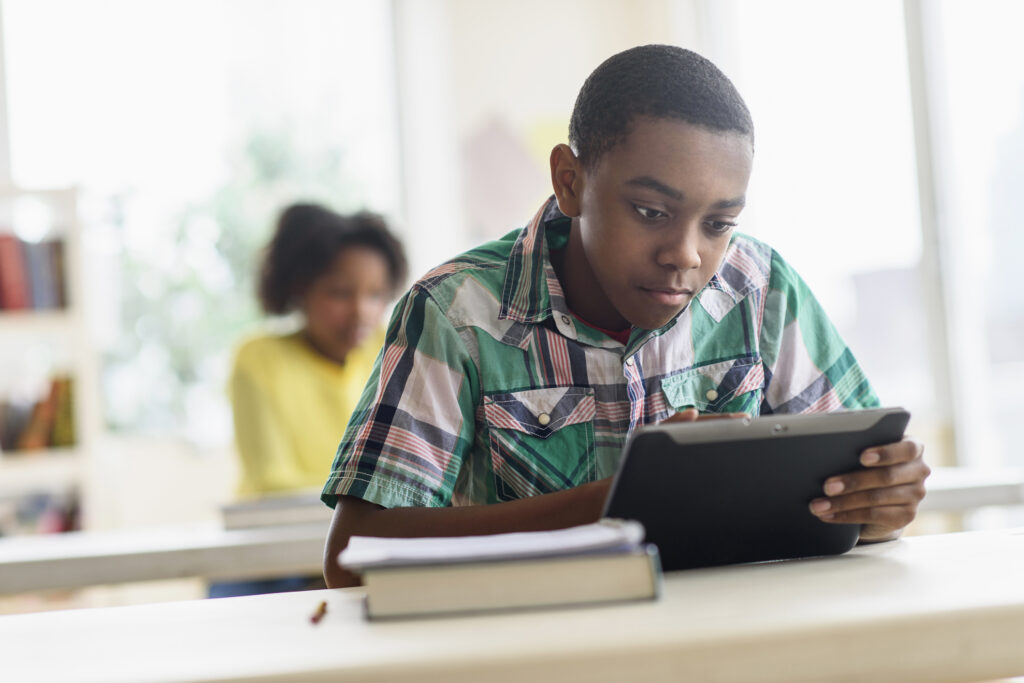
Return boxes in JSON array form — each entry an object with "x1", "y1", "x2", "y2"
[
  {"x1": 483, "y1": 387, "x2": 596, "y2": 439},
  {"x1": 661, "y1": 356, "x2": 764, "y2": 412}
]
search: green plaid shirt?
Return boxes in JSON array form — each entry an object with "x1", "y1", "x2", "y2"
[{"x1": 322, "y1": 198, "x2": 879, "y2": 509}]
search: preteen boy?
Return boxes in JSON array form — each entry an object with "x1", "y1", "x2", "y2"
[{"x1": 321, "y1": 45, "x2": 929, "y2": 587}]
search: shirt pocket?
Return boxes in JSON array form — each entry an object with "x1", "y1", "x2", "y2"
[
  {"x1": 482, "y1": 386, "x2": 596, "y2": 502},
  {"x1": 661, "y1": 355, "x2": 765, "y2": 416}
]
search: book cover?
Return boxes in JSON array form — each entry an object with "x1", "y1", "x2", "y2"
[
  {"x1": 0, "y1": 232, "x2": 30, "y2": 310},
  {"x1": 0, "y1": 398, "x2": 33, "y2": 452},
  {"x1": 22, "y1": 239, "x2": 61, "y2": 310},
  {"x1": 49, "y1": 239, "x2": 68, "y2": 308},
  {"x1": 339, "y1": 520, "x2": 662, "y2": 620},
  {"x1": 49, "y1": 376, "x2": 75, "y2": 448},
  {"x1": 14, "y1": 378, "x2": 61, "y2": 451}
]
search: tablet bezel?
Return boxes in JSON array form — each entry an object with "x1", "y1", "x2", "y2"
[{"x1": 601, "y1": 407, "x2": 911, "y2": 571}]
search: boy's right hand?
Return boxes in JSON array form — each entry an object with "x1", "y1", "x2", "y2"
[{"x1": 661, "y1": 407, "x2": 749, "y2": 423}]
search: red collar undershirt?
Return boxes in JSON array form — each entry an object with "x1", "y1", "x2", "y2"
[{"x1": 568, "y1": 310, "x2": 632, "y2": 345}]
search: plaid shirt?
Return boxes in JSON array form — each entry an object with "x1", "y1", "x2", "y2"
[{"x1": 321, "y1": 198, "x2": 879, "y2": 509}]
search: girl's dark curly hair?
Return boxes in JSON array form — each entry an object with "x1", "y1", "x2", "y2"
[{"x1": 257, "y1": 203, "x2": 407, "y2": 315}]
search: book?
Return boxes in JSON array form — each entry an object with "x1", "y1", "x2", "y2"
[
  {"x1": 339, "y1": 519, "x2": 662, "y2": 620},
  {"x1": 220, "y1": 490, "x2": 333, "y2": 529},
  {"x1": 22, "y1": 239, "x2": 62, "y2": 310},
  {"x1": 49, "y1": 376, "x2": 75, "y2": 448},
  {"x1": 0, "y1": 232, "x2": 30, "y2": 310},
  {"x1": 15, "y1": 378, "x2": 62, "y2": 451},
  {"x1": 0, "y1": 398, "x2": 33, "y2": 452}
]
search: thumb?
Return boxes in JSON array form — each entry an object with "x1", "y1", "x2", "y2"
[{"x1": 662, "y1": 407, "x2": 699, "y2": 423}]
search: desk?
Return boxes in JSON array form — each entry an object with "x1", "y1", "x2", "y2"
[
  {"x1": 0, "y1": 522, "x2": 326, "y2": 595},
  {"x1": 2, "y1": 528, "x2": 1023, "y2": 683},
  {"x1": 2, "y1": 465, "x2": 1023, "y2": 596},
  {"x1": 921, "y1": 466, "x2": 1024, "y2": 512}
]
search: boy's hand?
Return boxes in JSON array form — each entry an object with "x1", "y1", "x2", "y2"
[
  {"x1": 809, "y1": 436, "x2": 929, "y2": 542},
  {"x1": 661, "y1": 407, "x2": 749, "y2": 423}
]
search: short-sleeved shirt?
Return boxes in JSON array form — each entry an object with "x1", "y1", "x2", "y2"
[
  {"x1": 321, "y1": 198, "x2": 879, "y2": 510},
  {"x1": 230, "y1": 329, "x2": 385, "y2": 496}
]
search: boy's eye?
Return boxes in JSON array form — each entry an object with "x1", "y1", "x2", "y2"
[
  {"x1": 633, "y1": 204, "x2": 667, "y2": 220},
  {"x1": 705, "y1": 220, "x2": 737, "y2": 234}
]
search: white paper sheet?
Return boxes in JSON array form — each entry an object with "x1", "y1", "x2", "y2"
[{"x1": 338, "y1": 518, "x2": 645, "y2": 569}]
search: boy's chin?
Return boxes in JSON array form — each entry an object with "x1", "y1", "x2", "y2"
[{"x1": 627, "y1": 307, "x2": 688, "y2": 332}]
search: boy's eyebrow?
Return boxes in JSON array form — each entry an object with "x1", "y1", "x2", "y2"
[
  {"x1": 626, "y1": 176, "x2": 683, "y2": 201},
  {"x1": 712, "y1": 195, "x2": 746, "y2": 210},
  {"x1": 626, "y1": 176, "x2": 746, "y2": 210}
]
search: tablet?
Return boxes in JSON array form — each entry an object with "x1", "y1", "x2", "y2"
[{"x1": 602, "y1": 407, "x2": 910, "y2": 571}]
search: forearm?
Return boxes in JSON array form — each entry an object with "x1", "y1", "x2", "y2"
[{"x1": 323, "y1": 478, "x2": 611, "y2": 587}]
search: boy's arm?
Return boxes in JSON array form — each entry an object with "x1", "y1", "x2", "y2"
[
  {"x1": 322, "y1": 408, "x2": 735, "y2": 586},
  {"x1": 323, "y1": 481, "x2": 611, "y2": 587}
]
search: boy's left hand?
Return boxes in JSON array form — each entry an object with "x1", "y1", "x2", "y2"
[{"x1": 809, "y1": 436, "x2": 929, "y2": 542}]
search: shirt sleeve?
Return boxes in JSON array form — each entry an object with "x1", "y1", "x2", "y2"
[
  {"x1": 320, "y1": 286, "x2": 479, "y2": 509},
  {"x1": 229, "y1": 348, "x2": 311, "y2": 495},
  {"x1": 757, "y1": 249, "x2": 881, "y2": 414}
]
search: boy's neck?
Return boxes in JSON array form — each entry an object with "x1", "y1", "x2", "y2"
[{"x1": 549, "y1": 219, "x2": 631, "y2": 332}]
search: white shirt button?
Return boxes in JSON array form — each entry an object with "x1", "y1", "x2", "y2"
[
  {"x1": 538, "y1": 413, "x2": 551, "y2": 426},
  {"x1": 705, "y1": 389, "x2": 719, "y2": 401},
  {"x1": 625, "y1": 357, "x2": 635, "y2": 366},
  {"x1": 560, "y1": 315, "x2": 571, "y2": 325}
]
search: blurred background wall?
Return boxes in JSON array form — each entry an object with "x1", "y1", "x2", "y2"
[{"x1": 1, "y1": 0, "x2": 1022, "y2": 551}]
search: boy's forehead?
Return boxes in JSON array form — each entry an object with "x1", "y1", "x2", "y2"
[{"x1": 595, "y1": 116, "x2": 753, "y2": 170}]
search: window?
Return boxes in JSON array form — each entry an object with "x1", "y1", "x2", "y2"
[
  {"x1": 722, "y1": 0, "x2": 936, "y2": 451},
  {"x1": 3, "y1": 0, "x2": 401, "y2": 443},
  {"x1": 928, "y1": 0, "x2": 1024, "y2": 474}
]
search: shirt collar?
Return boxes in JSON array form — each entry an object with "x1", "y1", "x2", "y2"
[{"x1": 498, "y1": 197, "x2": 567, "y2": 324}]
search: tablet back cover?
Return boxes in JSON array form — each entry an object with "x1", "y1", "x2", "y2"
[{"x1": 603, "y1": 408, "x2": 910, "y2": 571}]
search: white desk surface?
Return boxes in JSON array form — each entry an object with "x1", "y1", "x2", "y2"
[
  {"x1": 0, "y1": 522, "x2": 326, "y2": 595},
  {"x1": 2, "y1": 528, "x2": 1023, "y2": 683},
  {"x1": 0, "y1": 465, "x2": 1022, "y2": 596}
]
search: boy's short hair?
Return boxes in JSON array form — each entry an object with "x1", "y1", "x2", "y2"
[{"x1": 569, "y1": 44, "x2": 754, "y2": 168}]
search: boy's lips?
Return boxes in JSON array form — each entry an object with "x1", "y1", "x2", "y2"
[{"x1": 640, "y1": 286, "x2": 694, "y2": 306}]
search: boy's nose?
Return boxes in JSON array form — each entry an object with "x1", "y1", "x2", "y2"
[{"x1": 657, "y1": 229, "x2": 702, "y2": 271}]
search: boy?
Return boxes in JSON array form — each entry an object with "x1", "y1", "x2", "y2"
[{"x1": 321, "y1": 45, "x2": 929, "y2": 587}]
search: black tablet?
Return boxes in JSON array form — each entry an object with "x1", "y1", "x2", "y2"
[{"x1": 602, "y1": 407, "x2": 911, "y2": 571}]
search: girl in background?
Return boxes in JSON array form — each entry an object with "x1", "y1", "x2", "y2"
[{"x1": 213, "y1": 203, "x2": 405, "y2": 597}]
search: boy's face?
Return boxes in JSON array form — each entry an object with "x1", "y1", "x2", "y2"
[{"x1": 552, "y1": 116, "x2": 753, "y2": 331}]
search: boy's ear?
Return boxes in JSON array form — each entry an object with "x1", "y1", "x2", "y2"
[{"x1": 549, "y1": 144, "x2": 583, "y2": 218}]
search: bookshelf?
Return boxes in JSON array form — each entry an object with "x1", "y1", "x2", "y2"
[{"x1": 0, "y1": 185, "x2": 98, "y2": 536}]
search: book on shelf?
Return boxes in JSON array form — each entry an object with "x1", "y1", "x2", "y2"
[
  {"x1": 0, "y1": 488, "x2": 80, "y2": 536},
  {"x1": 220, "y1": 489, "x2": 333, "y2": 529},
  {"x1": 0, "y1": 233, "x2": 67, "y2": 312},
  {"x1": 338, "y1": 519, "x2": 662, "y2": 620},
  {"x1": 0, "y1": 375, "x2": 75, "y2": 454},
  {"x1": 0, "y1": 232, "x2": 30, "y2": 310}
]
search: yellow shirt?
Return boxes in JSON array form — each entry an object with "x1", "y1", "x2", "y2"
[{"x1": 229, "y1": 329, "x2": 384, "y2": 496}]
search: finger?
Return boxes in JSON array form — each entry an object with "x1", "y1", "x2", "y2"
[
  {"x1": 859, "y1": 436, "x2": 924, "y2": 467},
  {"x1": 810, "y1": 482, "x2": 926, "y2": 517},
  {"x1": 695, "y1": 412, "x2": 749, "y2": 421},
  {"x1": 812, "y1": 503, "x2": 917, "y2": 532},
  {"x1": 661, "y1": 408, "x2": 699, "y2": 423},
  {"x1": 823, "y1": 458, "x2": 931, "y2": 497}
]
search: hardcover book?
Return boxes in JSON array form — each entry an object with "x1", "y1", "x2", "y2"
[{"x1": 339, "y1": 519, "x2": 662, "y2": 620}]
